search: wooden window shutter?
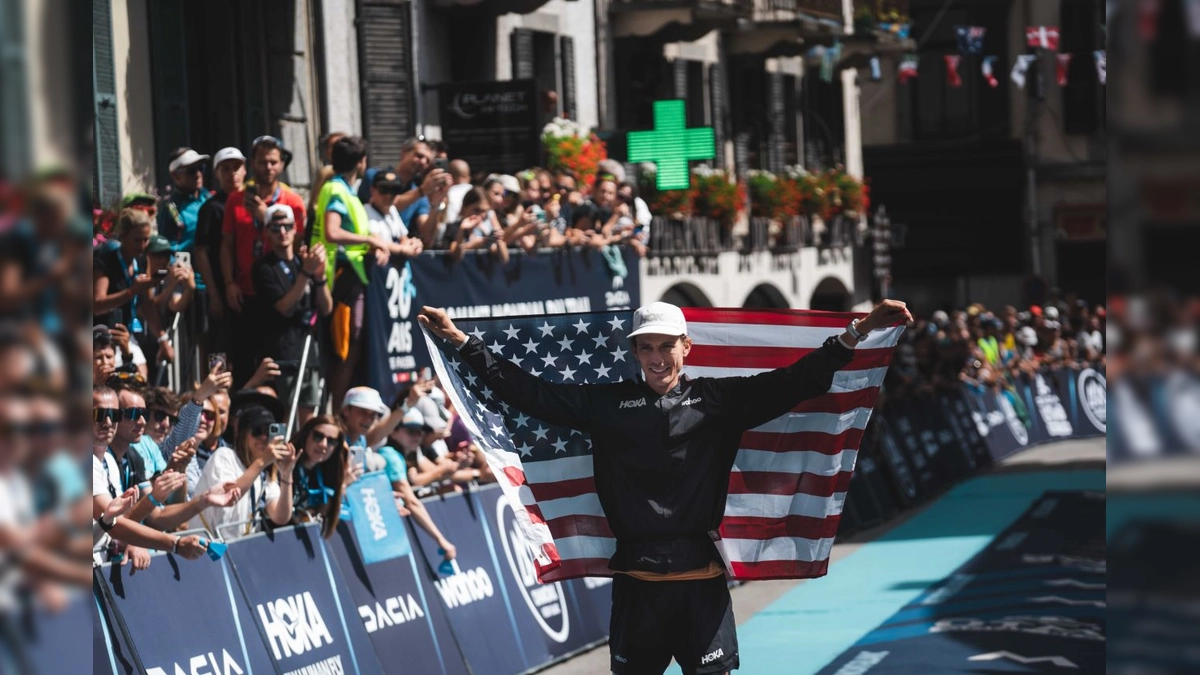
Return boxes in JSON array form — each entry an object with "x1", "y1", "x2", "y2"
[
  {"x1": 511, "y1": 28, "x2": 535, "y2": 80},
  {"x1": 709, "y1": 63, "x2": 726, "y2": 169},
  {"x1": 559, "y1": 35, "x2": 576, "y2": 119},
  {"x1": 768, "y1": 71, "x2": 786, "y2": 172},
  {"x1": 93, "y1": 0, "x2": 122, "y2": 206},
  {"x1": 358, "y1": 0, "x2": 415, "y2": 167}
]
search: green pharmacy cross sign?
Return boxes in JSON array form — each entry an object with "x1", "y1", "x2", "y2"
[{"x1": 627, "y1": 100, "x2": 716, "y2": 191}]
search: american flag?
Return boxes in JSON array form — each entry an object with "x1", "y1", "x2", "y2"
[{"x1": 424, "y1": 308, "x2": 903, "y2": 582}]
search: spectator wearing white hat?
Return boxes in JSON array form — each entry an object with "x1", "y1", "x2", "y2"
[
  {"x1": 194, "y1": 147, "x2": 246, "y2": 337},
  {"x1": 251, "y1": 204, "x2": 332, "y2": 425},
  {"x1": 158, "y1": 147, "x2": 211, "y2": 255},
  {"x1": 337, "y1": 386, "x2": 394, "y2": 474}
]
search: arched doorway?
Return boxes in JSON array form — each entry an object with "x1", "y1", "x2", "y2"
[
  {"x1": 660, "y1": 282, "x2": 713, "y2": 308},
  {"x1": 743, "y1": 283, "x2": 789, "y2": 309},
  {"x1": 810, "y1": 277, "x2": 851, "y2": 311}
]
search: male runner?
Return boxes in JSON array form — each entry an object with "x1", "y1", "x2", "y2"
[{"x1": 419, "y1": 299, "x2": 911, "y2": 675}]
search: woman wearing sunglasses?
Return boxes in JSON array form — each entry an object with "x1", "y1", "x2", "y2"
[
  {"x1": 288, "y1": 416, "x2": 350, "y2": 539},
  {"x1": 190, "y1": 405, "x2": 296, "y2": 539}
]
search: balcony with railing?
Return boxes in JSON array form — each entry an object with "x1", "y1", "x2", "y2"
[
  {"x1": 726, "y1": 0, "x2": 845, "y2": 56},
  {"x1": 610, "y1": 0, "x2": 754, "y2": 39},
  {"x1": 646, "y1": 213, "x2": 859, "y2": 256}
]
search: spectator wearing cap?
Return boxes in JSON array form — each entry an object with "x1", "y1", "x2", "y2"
[
  {"x1": 312, "y1": 137, "x2": 390, "y2": 408},
  {"x1": 194, "y1": 147, "x2": 246, "y2": 354},
  {"x1": 364, "y1": 170, "x2": 424, "y2": 262},
  {"x1": 157, "y1": 147, "x2": 211, "y2": 254},
  {"x1": 337, "y1": 386, "x2": 396, "y2": 469},
  {"x1": 190, "y1": 404, "x2": 296, "y2": 538},
  {"x1": 356, "y1": 137, "x2": 452, "y2": 248},
  {"x1": 93, "y1": 208, "x2": 174, "y2": 370},
  {"x1": 250, "y1": 204, "x2": 332, "y2": 423},
  {"x1": 145, "y1": 233, "x2": 195, "y2": 316}
]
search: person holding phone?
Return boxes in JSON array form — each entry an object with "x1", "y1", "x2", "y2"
[
  {"x1": 190, "y1": 405, "x2": 296, "y2": 538},
  {"x1": 447, "y1": 187, "x2": 509, "y2": 264},
  {"x1": 145, "y1": 234, "x2": 195, "y2": 315},
  {"x1": 251, "y1": 204, "x2": 333, "y2": 424},
  {"x1": 355, "y1": 137, "x2": 452, "y2": 250}
]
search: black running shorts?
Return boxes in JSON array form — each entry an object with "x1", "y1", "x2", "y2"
[{"x1": 609, "y1": 574, "x2": 739, "y2": 675}]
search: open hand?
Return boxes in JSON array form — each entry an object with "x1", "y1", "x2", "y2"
[
  {"x1": 859, "y1": 299, "x2": 913, "y2": 333},
  {"x1": 418, "y1": 306, "x2": 466, "y2": 346}
]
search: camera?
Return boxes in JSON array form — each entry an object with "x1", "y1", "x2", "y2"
[
  {"x1": 208, "y1": 352, "x2": 227, "y2": 373},
  {"x1": 268, "y1": 423, "x2": 286, "y2": 440}
]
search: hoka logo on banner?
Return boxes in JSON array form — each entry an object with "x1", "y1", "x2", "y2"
[
  {"x1": 256, "y1": 592, "x2": 334, "y2": 660},
  {"x1": 146, "y1": 649, "x2": 245, "y2": 675}
]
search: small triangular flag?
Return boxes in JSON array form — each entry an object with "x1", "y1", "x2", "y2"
[
  {"x1": 955, "y1": 26, "x2": 987, "y2": 55},
  {"x1": 1055, "y1": 54, "x2": 1073, "y2": 86},
  {"x1": 1011, "y1": 54, "x2": 1037, "y2": 89},
  {"x1": 982, "y1": 56, "x2": 1000, "y2": 88},
  {"x1": 1025, "y1": 26, "x2": 1060, "y2": 50},
  {"x1": 898, "y1": 55, "x2": 919, "y2": 84},
  {"x1": 944, "y1": 55, "x2": 963, "y2": 87}
]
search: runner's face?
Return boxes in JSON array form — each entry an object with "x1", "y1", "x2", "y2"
[{"x1": 634, "y1": 333, "x2": 691, "y2": 395}]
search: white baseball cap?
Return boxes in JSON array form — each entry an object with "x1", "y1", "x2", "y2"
[
  {"x1": 401, "y1": 408, "x2": 429, "y2": 429},
  {"x1": 212, "y1": 147, "x2": 246, "y2": 168},
  {"x1": 487, "y1": 174, "x2": 522, "y2": 194},
  {"x1": 266, "y1": 203, "x2": 295, "y2": 224},
  {"x1": 342, "y1": 386, "x2": 389, "y2": 415},
  {"x1": 627, "y1": 302, "x2": 687, "y2": 338},
  {"x1": 168, "y1": 148, "x2": 211, "y2": 174}
]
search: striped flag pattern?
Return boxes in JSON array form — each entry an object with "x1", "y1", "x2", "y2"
[{"x1": 424, "y1": 308, "x2": 903, "y2": 583}]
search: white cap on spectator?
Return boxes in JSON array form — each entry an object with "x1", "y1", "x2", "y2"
[
  {"x1": 1044, "y1": 305, "x2": 1060, "y2": 320},
  {"x1": 427, "y1": 387, "x2": 451, "y2": 420},
  {"x1": 213, "y1": 147, "x2": 246, "y2": 168},
  {"x1": 1018, "y1": 326, "x2": 1038, "y2": 346},
  {"x1": 931, "y1": 310, "x2": 949, "y2": 326},
  {"x1": 628, "y1": 302, "x2": 687, "y2": 338},
  {"x1": 168, "y1": 148, "x2": 210, "y2": 174},
  {"x1": 266, "y1": 203, "x2": 295, "y2": 224},
  {"x1": 401, "y1": 408, "x2": 429, "y2": 429},
  {"x1": 343, "y1": 386, "x2": 389, "y2": 415},
  {"x1": 488, "y1": 174, "x2": 521, "y2": 194}
]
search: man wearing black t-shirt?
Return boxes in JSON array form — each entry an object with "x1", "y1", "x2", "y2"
[
  {"x1": 194, "y1": 147, "x2": 246, "y2": 355},
  {"x1": 251, "y1": 205, "x2": 332, "y2": 422}
]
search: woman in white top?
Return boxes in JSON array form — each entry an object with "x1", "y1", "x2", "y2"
[{"x1": 191, "y1": 405, "x2": 297, "y2": 539}]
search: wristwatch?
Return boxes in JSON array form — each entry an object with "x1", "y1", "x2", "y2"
[
  {"x1": 97, "y1": 515, "x2": 116, "y2": 531},
  {"x1": 846, "y1": 318, "x2": 869, "y2": 342}
]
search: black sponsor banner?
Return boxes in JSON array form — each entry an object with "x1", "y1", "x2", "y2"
[
  {"x1": 439, "y1": 79, "x2": 540, "y2": 177},
  {"x1": 226, "y1": 524, "x2": 384, "y2": 674},
  {"x1": 367, "y1": 249, "x2": 641, "y2": 405},
  {"x1": 841, "y1": 420, "x2": 900, "y2": 534},
  {"x1": 873, "y1": 416, "x2": 921, "y2": 510},
  {"x1": 93, "y1": 556, "x2": 275, "y2": 675},
  {"x1": 1062, "y1": 367, "x2": 1105, "y2": 439},
  {"x1": 939, "y1": 392, "x2": 993, "y2": 471},
  {"x1": 489, "y1": 487, "x2": 607, "y2": 660},
  {"x1": 884, "y1": 403, "x2": 945, "y2": 497},
  {"x1": 816, "y1": 491, "x2": 1106, "y2": 674},
  {"x1": 326, "y1": 520, "x2": 469, "y2": 675},
  {"x1": 406, "y1": 489, "x2": 539, "y2": 675},
  {"x1": 959, "y1": 385, "x2": 1030, "y2": 462},
  {"x1": 913, "y1": 394, "x2": 974, "y2": 483}
]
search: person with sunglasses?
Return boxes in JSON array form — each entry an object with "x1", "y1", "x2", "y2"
[
  {"x1": 287, "y1": 415, "x2": 351, "y2": 539},
  {"x1": 250, "y1": 205, "x2": 332, "y2": 423},
  {"x1": 93, "y1": 209, "x2": 174, "y2": 371},
  {"x1": 190, "y1": 405, "x2": 296, "y2": 539},
  {"x1": 157, "y1": 147, "x2": 211, "y2": 255},
  {"x1": 92, "y1": 386, "x2": 210, "y2": 566}
]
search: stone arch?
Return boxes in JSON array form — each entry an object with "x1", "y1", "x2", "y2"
[
  {"x1": 742, "y1": 283, "x2": 789, "y2": 309},
  {"x1": 810, "y1": 276, "x2": 851, "y2": 312},
  {"x1": 660, "y1": 282, "x2": 713, "y2": 308}
]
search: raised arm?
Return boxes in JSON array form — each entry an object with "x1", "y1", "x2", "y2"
[{"x1": 418, "y1": 306, "x2": 594, "y2": 430}]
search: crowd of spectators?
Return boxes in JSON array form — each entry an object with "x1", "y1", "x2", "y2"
[{"x1": 885, "y1": 295, "x2": 1107, "y2": 397}]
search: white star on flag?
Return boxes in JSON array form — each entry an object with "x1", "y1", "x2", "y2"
[
  {"x1": 468, "y1": 327, "x2": 487, "y2": 341},
  {"x1": 522, "y1": 337, "x2": 540, "y2": 354},
  {"x1": 532, "y1": 425, "x2": 549, "y2": 441},
  {"x1": 556, "y1": 335, "x2": 574, "y2": 352},
  {"x1": 538, "y1": 321, "x2": 555, "y2": 337},
  {"x1": 576, "y1": 350, "x2": 594, "y2": 365},
  {"x1": 552, "y1": 438, "x2": 568, "y2": 454},
  {"x1": 560, "y1": 366, "x2": 577, "y2": 381},
  {"x1": 608, "y1": 317, "x2": 625, "y2": 331},
  {"x1": 612, "y1": 346, "x2": 628, "y2": 362},
  {"x1": 572, "y1": 318, "x2": 590, "y2": 334},
  {"x1": 540, "y1": 354, "x2": 557, "y2": 369},
  {"x1": 592, "y1": 334, "x2": 609, "y2": 348},
  {"x1": 503, "y1": 324, "x2": 521, "y2": 341}
]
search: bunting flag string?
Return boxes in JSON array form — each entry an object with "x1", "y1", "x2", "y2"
[
  {"x1": 1026, "y1": 25, "x2": 1061, "y2": 50},
  {"x1": 1094, "y1": 50, "x2": 1107, "y2": 85},
  {"x1": 1011, "y1": 54, "x2": 1037, "y2": 89},
  {"x1": 1055, "y1": 54, "x2": 1073, "y2": 86},
  {"x1": 981, "y1": 56, "x2": 1000, "y2": 88},
  {"x1": 954, "y1": 26, "x2": 986, "y2": 55},
  {"x1": 898, "y1": 55, "x2": 919, "y2": 84},
  {"x1": 944, "y1": 55, "x2": 963, "y2": 88}
]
